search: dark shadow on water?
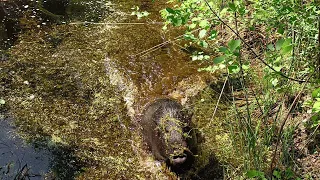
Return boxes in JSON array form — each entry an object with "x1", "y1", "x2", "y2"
[
  {"x1": 48, "y1": 146, "x2": 84, "y2": 180},
  {"x1": 184, "y1": 155, "x2": 224, "y2": 180},
  {"x1": 0, "y1": 116, "x2": 83, "y2": 180},
  {"x1": 194, "y1": 156, "x2": 224, "y2": 180}
]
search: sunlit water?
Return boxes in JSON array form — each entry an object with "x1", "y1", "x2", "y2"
[{"x1": 106, "y1": 0, "x2": 213, "y2": 117}]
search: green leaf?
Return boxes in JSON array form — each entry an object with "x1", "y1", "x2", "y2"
[
  {"x1": 246, "y1": 170, "x2": 258, "y2": 178},
  {"x1": 233, "y1": 50, "x2": 240, "y2": 57},
  {"x1": 208, "y1": 30, "x2": 217, "y2": 40},
  {"x1": 199, "y1": 40, "x2": 208, "y2": 48},
  {"x1": 285, "y1": 168, "x2": 294, "y2": 179},
  {"x1": 172, "y1": 18, "x2": 182, "y2": 26},
  {"x1": 199, "y1": 20, "x2": 210, "y2": 28},
  {"x1": 228, "y1": 64, "x2": 240, "y2": 74},
  {"x1": 281, "y1": 45, "x2": 293, "y2": 54},
  {"x1": 228, "y1": 39, "x2": 241, "y2": 52},
  {"x1": 312, "y1": 101, "x2": 320, "y2": 113},
  {"x1": 275, "y1": 39, "x2": 285, "y2": 50},
  {"x1": 181, "y1": 15, "x2": 188, "y2": 25},
  {"x1": 242, "y1": 63, "x2": 250, "y2": 70},
  {"x1": 311, "y1": 115, "x2": 319, "y2": 127},
  {"x1": 199, "y1": 29, "x2": 207, "y2": 39},
  {"x1": 267, "y1": 44, "x2": 275, "y2": 51},
  {"x1": 189, "y1": 23, "x2": 197, "y2": 29},
  {"x1": 184, "y1": 33, "x2": 196, "y2": 41},
  {"x1": 246, "y1": 170, "x2": 265, "y2": 178},
  {"x1": 274, "y1": 66, "x2": 282, "y2": 72},
  {"x1": 311, "y1": 115, "x2": 320, "y2": 128},
  {"x1": 228, "y1": 3, "x2": 236, "y2": 12},
  {"x1": 312, "y1": 88, "x2": 320, "y2": 98},
  {"x1": 282, "y1": 38, "x2": 292, "y2": 47},
  {"x1": 281, "y1": 38, "x2": 293, "y2": 54},
  {"x1": 273, "y1": 170, "x2": 281, "y2": 179},
  {"x1": 274, "y1": 56, "x2": 281, "y2": 63},
  {"x1": 277, "y1": 26, "x2": 284, "y2": 34},
  {"x1": 166, "y1": 8, "x2": 176, "y2": 14},
  {"x1": 219, "y1": 46, "x2": 228, "y2": 53},
  {"x1": 238, "y1": 6, "x2": 246, "y2": 15},
  {"x1": 213, "y1": 56, "x2": 225, "y2": 64},
  {"x1": 198, "y1": 65, "x2": 219, "y2": 73}
]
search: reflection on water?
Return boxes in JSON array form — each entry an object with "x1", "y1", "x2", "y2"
[
  {"x1": 0, "y1": 116, "x2": 83, "y2": 180},
  {"x1": 0, "y1": 117, "x2": 50, "y2": 179}
]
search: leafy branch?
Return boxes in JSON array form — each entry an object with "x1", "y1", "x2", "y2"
[{"x1": 203, "y1": 0, "x2": 307, "y2": 83}]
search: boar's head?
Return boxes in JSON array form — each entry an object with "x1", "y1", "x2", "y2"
[{"x1": 141, "y1": 99, "x2": 195, "y2": 172}]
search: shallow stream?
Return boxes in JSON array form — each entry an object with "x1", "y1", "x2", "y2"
[
  {"x1": 1, "y1": 0, "x2": 218, "y2": 179},
  {"x1": 105, "y1": 0, "x2": 214, "y2": 116}
]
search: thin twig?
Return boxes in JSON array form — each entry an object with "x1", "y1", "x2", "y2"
[
  {"x1": 208, "y1": 74, "x2": 229, "y2": 127},
  {"x1": 232, "y1": 0, "x2": 252, "y2": 131},
  {"x1": 131, "y1": 28, "x2": 201, "y2": 57},
  {"x1": 318, "y1": 15, "x2": 320, "y2": 78},
  {"x1": 298, "y1": 121, "x2": 320, "y2": 154},
  {"x1": 132, "y1": 40, "x2": 171, "y2": 57},
  {"x1": 69, "y1": 22, "x2": 164, "y2": 25},
  {"x1": 171, "y1": 42, "x2": 190, "y2": 53},
  {"x1": 203, "y1": 0, "x2": 307, "y2": 83}
]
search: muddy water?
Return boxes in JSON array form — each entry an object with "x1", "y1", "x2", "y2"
[{"x1": 106, "y1": 0, "x2": 213, "y2": 114}]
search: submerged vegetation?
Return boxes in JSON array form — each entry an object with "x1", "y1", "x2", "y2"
[
  {"x1": 1, "y1": 0, "x2": 320, "y2": 179},
  {"x1": 3, "y1": 24, "x2": 143, "y2": 179},
  {"x1": 1, "y1": 1, "x2": 178, "y2": 179}
]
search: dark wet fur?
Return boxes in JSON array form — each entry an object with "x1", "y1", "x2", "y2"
[{"x1": 141, "y1": 98, "x2": 195, "y2": 173}]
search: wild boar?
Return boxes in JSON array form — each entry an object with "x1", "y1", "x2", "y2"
[{"x1": 141, "y1": 98, "x2": 195, "y2": 173}]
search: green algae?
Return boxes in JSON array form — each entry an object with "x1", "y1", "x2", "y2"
[
  {"x1": 1, "y1": 21, "x2": 178, "y2": 178},
  {"x1": 1, "y1": 0, "x2": 224, "y2": 179},
  {"x1": 104, "y1": 0, "x2": 212, "y2": 107}
]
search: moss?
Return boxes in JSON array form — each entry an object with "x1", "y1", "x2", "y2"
[{"x1": 186, "y1": 87, "x2": 230, "y2": 167}]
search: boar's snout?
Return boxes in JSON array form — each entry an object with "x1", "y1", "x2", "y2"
[
  {"x1": 171, "y1": 149, "x2": 192, "y2": 165},
  {"x1": 172, "y1": 155, "x2": 187, "y2": 165},
  {"x1": 168, "y1": 149, "x2": 195, "y2": 174}
]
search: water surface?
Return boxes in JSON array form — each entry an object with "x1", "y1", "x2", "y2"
[{"x1": 0, "y1": 117, "x2": 51, "y2": 179}]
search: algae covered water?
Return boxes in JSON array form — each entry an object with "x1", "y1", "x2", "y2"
[{"x1": 1, "y1": 0, "x2": 222, "y2": 179}]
